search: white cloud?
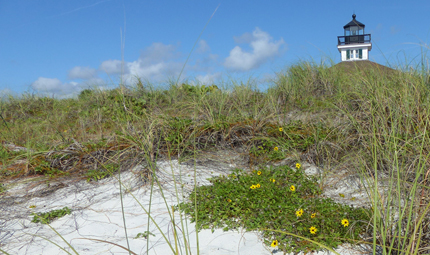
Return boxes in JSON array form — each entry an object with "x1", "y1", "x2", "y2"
[
  {"x1": 100, "y1": 59, "x2": 126, "y2": 74},
  {"x1": 224, "y1": 27, "x2": 285, "y2": 71},
  {"x1": 124, "y1": 60, "x2": 183, "y2": 84},
  {"x1": 118, "y1": 42, "x2": 184, "y2": 83},
  {"x1": 139, "y1": 42, "x2": 179, "y2": 65},
  {"x1": 194, "y1": 72, "x2": 222, "y2": 85},
  {"x1": 233, "y1": 32, "x2": 254, "y2": 44},
  {"x1": 80, "y1": 78, "x2": 107, "y2": 90},
  {"x1": 99, "y1": 43, "x2": 184, "y2": 84},
  {"x1": 31, "y1": 77, "x2": 63, "y2": 92},
  {"x1": 197, "y1": 40, "x2": 210, "y2": 53},
  {"x1": 30, "y1": 77, "x2": 106, "y2": 98},
  {"x1": 127, "y1": 61, "x2": 164, "y2": 79},
  {"x1": 68, "y1": 66, "x2": 97, "y2": 79}
]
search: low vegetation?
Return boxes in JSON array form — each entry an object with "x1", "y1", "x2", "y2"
[
  {"x1": 31, "y1": 206, "x2": 72, "y2": 224},
  {"x1": 1, "y1": 59, "x2": 430, "y2": 254},
  {"x1": 177, "y1": 164, "x2": 372, "y2": 253}
]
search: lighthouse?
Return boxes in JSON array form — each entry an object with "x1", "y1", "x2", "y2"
[{"x1": 337, "y1": 14, "x2": 372, "y2": 61}]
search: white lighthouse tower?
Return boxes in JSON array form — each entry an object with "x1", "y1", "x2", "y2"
[{"x1": 337, "y1": 14, "x2": 372, "y2": 61}]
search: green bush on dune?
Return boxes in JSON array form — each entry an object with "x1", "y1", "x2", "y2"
[{"x1": 177, "y1": 164, "x2": 371, "y2": 254}]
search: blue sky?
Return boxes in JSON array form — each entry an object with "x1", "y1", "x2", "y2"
[{"x1": 1, "y1": 0, "x2": 430, "y2": 99}]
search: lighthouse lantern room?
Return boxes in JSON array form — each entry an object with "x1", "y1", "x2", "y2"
[{"x1": 337, "y1": 14, "x2": 372, "y2": 61}]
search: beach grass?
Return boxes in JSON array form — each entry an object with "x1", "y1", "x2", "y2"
[{"x1": 1, "y1": 58, "x2": 430, "y2": 254}]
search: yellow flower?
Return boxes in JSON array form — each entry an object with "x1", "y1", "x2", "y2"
[
  {"x1": 250, "y1": 185, "x2": 257, "y2": 189},
  {"x1": 270, "y1": 178, "x2": 275, "y2": 183},
  {"x1": 341, "y1": 219, "x2": 349, "y2": 227},
  {"x1": 257, "y1": 171, "x2": 262, "y2": 175},
  {"x1": 278, "y1": 210, "x2": 282, "y2": 213},
  {"x1": 271, "y1": 240, "x2": 278, "y2": 247},
  {"x1": 227, "y1": 199, "x2": 232, "y2": 202},
  {"x1": 309, "y1": 226, "x2": 317, "y2": 234},
  {"x1": 279, "y1": 127, "x2": 283, "y2": 132},
  {"x1": 256, "y1": 183, "x2": 261, "y2": 188},
  {"x1": 296, "y1": 163, "x2": 301, "y2": 169},
  {"x1": 274, "y1": 147, "x2": 278, "y2": 151},
  {"x1": 295, "y1": 209, "x2": 304, "y2": 217},
  {"x1": 311, "y1": 213, "x2": 316, "y2": 218},
  {"x1": 290, "y1": 185, "x2": 296, "y2": 192}
]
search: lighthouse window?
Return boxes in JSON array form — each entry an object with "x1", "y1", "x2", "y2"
[
  {"x1": 346, "y1": 50, "x2": 350, "y2": 59},
  {"x1": 358, "y1": 49, "x2": 363, "y2": 59}
]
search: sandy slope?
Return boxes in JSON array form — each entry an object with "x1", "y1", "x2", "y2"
[{"x1": 0, "y1": 154, "x2": 381, "y2": 254}]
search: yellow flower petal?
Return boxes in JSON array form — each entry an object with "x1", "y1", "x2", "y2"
[
  {"x1": 341, "y1": 219, "x2": 349, "y2": 227},
  {"x1": 271, "y1": 240, "x2": 278, "y2": 247},
  {"x1": 295, "y1": 209, "x2": 304, "y2": 217}
]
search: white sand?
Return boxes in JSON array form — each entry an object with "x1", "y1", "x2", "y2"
[{"x1": 0, "y1": 159, "x2": 374, "y2": 255}]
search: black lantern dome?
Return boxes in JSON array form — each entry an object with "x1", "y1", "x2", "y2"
[
  {"x1": 343, "y1": 14, "x2": 366, "y2": 36},
  {"x1": 338, "y1": 14, "x2": 371, "y2": 45}
]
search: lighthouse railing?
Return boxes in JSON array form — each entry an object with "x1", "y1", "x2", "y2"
[{"x1": 338, "y1": 34, "x2": 371, "y2": 45}]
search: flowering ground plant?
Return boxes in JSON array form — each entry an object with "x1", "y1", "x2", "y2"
[{"x1": 177, "y1": 164, "x2": 371, "y2": 254}]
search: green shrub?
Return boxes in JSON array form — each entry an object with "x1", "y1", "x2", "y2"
[
  {"x1": 177, "y1": 164, "x2": 371, "y2": 254},
  {"x1": 31, "y1": 207, "x2": 72, "y2": 224}
]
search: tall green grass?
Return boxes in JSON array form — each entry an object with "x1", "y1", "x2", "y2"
[{"x1": 1, "y1": 57, "x2": 430, "y2": 254}]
